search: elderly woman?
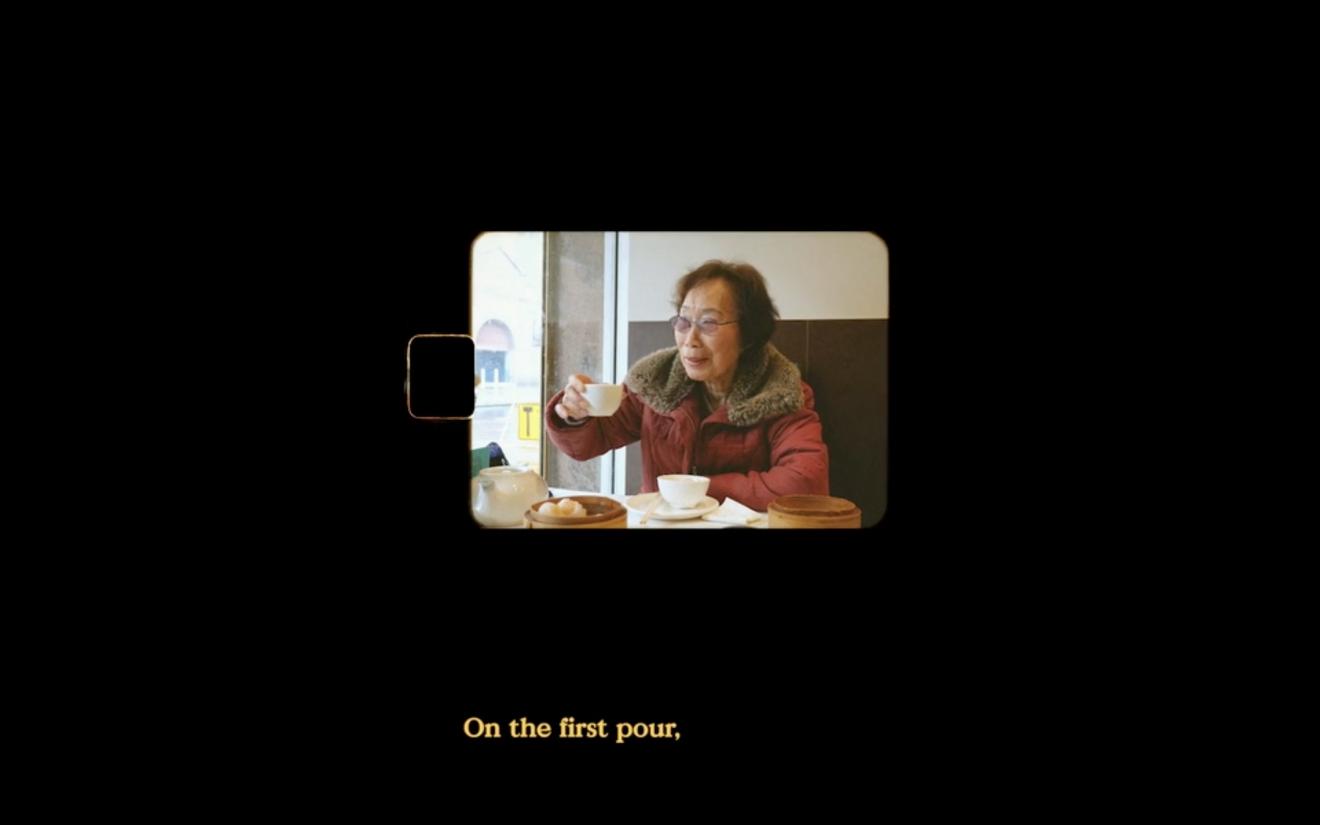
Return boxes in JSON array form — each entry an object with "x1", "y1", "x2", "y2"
[{"x1": 545, "y1": 260, "x2": 828, "y2": 511}]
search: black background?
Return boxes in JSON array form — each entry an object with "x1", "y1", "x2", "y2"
[
  {"x1": 395, "y1": 220, "x2": 906, "y2": 776},
  {"x1": 58, "y1": 45, "x2": 1220, "y2": 812},
  {"x1": 129, "y1": 147, "x2": 1097, "y2": 807},
  {"x1": 301, "y1": 207, "x2": 921, "y2": 788}
]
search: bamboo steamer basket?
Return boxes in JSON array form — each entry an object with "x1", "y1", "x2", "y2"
[
  {"x1": 524, "y1": 495, "x2": 628, "y2": 529},
  {"x1": 767, "y1": 495, "x2": 862, "y2": 528}
]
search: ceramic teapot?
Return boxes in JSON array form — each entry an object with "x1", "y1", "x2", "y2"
[{"x1": 471, "y1": 466, "x2": 549, "y2": 528}]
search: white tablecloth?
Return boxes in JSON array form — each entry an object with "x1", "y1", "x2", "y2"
[{"x1": 550, "y1": 489, "x2": 767, "y2": 529}]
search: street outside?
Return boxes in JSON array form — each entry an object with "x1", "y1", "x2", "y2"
[
  {"x1": 471, "y1": 232, "x2": 544, "y2": 476},
  {"x1": 472, "y1": 402, "x2": 541, "y2": 473}
]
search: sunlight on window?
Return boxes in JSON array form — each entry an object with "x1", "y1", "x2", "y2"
[{"x1": 472, "y1": 232, "x2": 544, "y2": 474}]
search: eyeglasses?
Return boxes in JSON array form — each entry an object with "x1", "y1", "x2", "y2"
[{"x1": 670, "y1": 315, "x2": 739, "y2": 336}]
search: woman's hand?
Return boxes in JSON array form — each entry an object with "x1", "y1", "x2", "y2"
[{"x1": 555, "y1": 374, "x2": 595, "y2": 422}]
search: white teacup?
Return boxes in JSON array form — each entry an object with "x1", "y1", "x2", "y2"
[
  {"x1": 657, "y1": 474, "x2": 710, "y2": 509},
  {"x1": 583, "y1": 383, "x2": 624, "y2": 416}
]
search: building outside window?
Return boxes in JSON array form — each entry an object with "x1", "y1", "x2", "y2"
[{"x1": 471, "y1": 232, "x2": 544, "y2": 474}]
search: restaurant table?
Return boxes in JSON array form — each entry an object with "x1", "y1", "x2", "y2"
[{"x1": 548, "y1": 489, "x2": 768, "y2": 529}]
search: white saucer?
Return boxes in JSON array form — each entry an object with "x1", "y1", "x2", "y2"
[{"x1": 624, "y1": 492, "x2": 719, "y2": 520}]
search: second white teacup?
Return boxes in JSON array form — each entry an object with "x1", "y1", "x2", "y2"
[
  {"x1": 657, "y1": 474, "x2": 710, "y2": 509},
  {"x1": 583, "y1": 383, "x2": 624, "y2": 416}
]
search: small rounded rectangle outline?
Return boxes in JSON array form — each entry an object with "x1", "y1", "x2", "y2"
[{"x1": 407, "y1": 333, "x2": 475, "y2": 420}]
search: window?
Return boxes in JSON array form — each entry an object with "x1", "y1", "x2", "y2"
[{"x1": 471, "y1": 232, "x2": 544, "y2": 473}]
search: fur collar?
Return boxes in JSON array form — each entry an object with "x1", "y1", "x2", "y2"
[{"x1": 624, "y1": 344, "x2": 804, "y2": 426}]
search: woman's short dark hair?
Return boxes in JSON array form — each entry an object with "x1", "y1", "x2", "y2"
[{"x1": 673, "y1": 260, "x2": 779, "y2": 355}]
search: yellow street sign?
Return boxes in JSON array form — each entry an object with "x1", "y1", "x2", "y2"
[{"x1": 518, "y1": 403, "x2": 541, "y2": 441}]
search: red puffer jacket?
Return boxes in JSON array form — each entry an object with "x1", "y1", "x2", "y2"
[{"x1": 545, "y1": 344, "x2": 829, "y2": 511}]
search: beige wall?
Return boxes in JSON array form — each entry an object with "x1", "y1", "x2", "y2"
[
  {"x1": 627, "y1": 232, "x2": 889, "y2": 321},
  {"x1": 543, "y1": 232, "x2": 606, "y2": 492}
]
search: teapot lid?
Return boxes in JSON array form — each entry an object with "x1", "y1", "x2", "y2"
[{"x1": 478, "y1": 465, "x2": 536, "y2": 477}]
